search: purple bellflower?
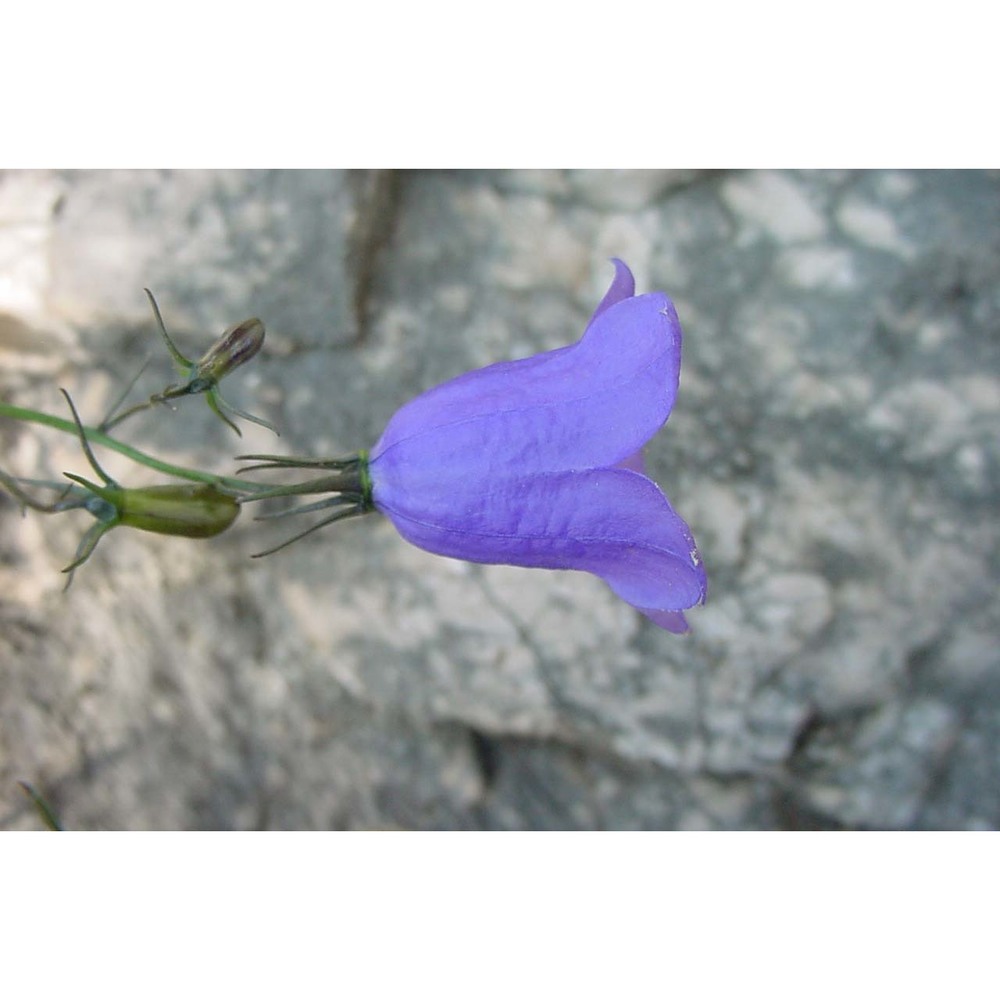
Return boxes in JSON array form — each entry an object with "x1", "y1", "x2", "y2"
[{"x1": 366, "y1": 259, "x2": 706, "y2": 633}]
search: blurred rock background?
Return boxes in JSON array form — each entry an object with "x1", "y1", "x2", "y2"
[{"x1": 0, "y1": 169, "x2": 997, "y2": 830}]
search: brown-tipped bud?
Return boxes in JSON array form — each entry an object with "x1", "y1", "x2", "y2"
[
  {"x1": 193, "y1": 318, "x2": 265, "y2": 388},
  {"x1": 118, "y1": 483, "x2": 240, "y2": 538}
]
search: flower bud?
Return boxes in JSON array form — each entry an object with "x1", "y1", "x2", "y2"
[
  {"x1": 101, "y1": 292, "x2": 275, "y2": 437},
  {"x1": 192, "y1": 318, "x2": 266, "y2": 389},
  {"x1": 117, "y1": 483, "x2": 240, "y2": 538}
]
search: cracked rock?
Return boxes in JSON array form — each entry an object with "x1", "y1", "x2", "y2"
[{"x1": 1, "y1": 168, "x2": 998, "y2": 829}]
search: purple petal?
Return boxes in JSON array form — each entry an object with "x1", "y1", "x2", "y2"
[
  {"x1": 371, "y1": 291, "x2": 682, "y2": 478},
  {"x1": 637, "y1": 608, "x2": 691, "y2": 634},
  {"x1": 587, "y1": 257, "x2": 636, "y2": 325},
  {"x1": 374, "y1": 467, "x2": 707, "y2": 614}
]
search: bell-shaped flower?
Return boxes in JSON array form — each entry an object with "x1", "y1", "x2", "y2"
[{"x1": 367, "y1": 259, "x2": 706, "y2": 633}]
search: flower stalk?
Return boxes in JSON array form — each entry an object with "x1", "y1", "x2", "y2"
[{"x1": 0, "y1": 399, "x2": 267, "y2": 493}]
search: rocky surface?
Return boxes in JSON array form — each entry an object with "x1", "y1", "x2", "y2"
[{"x1": 1, "y1": 169, "x2": 997, "y2": 829}]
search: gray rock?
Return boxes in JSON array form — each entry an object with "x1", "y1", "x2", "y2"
[{"x1": 1, "y1": 168, "x2": 997, "y2": 829}]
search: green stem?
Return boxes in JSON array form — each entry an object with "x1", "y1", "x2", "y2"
[
  {"x1": 17, "y1": 781, "x2": 64, "y2": 831},
  {"x1": 0, "y1": 400, "x2": 271, "y2": 495}
]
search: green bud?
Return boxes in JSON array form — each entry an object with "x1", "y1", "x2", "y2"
[
  {"x1": 118, "y1": 483, "x2": 240, "y2": 538},
  {"x1": 52, "y1": 391, "x2": 242, "y2": 577}
]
